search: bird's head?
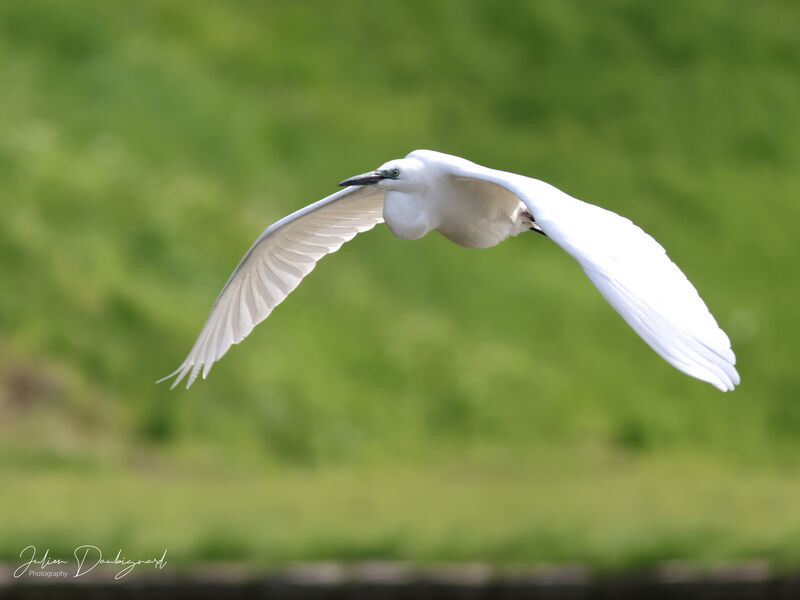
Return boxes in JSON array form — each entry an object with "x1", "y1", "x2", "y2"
[{"x1": 338, "y1": 157, "x2": 425, "y2": 191}]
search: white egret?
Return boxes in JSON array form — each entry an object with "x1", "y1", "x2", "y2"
[{"x1": 159, "y1": 150, "x2": 739, "y2": 391}]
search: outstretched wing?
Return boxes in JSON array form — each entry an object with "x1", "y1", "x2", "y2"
[
  {"x1": 437, "y1": 154, "x2": 739, "y2": 391},
  {"x1": 160, "y1": 185, "x2": 385, "y2": 388},
  {"x1": 532, "y1": 194, "x2": 739, "y2": 392}
]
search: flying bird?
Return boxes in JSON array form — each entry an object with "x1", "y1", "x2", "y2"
[{"x1": 159, "y1": 150, "x2": 739, "y2": 391}]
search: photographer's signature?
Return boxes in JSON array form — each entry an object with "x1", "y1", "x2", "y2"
[{"x1": 14, "y1": 545, "x2": 167, "y2": 580}]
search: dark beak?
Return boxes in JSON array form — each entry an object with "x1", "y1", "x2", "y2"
[{"x1": 338, "y1": 170, "x2": 383, "y2": 187}]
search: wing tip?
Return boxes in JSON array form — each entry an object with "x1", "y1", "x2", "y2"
[
  {"x1": 701, "y1": 354, "x2": 740, "y2": 392},
  {"x1": 155, "y1": 362, "x2": 195, "y2": 390}
]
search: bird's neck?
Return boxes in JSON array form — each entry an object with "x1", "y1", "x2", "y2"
[{"x1": 382, "y1": 190, "x2": 433, "y2": 240}]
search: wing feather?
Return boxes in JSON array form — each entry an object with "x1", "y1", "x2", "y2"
[
  {"x1": 529, "y1": 185, "x2": 739, "y2": 390},
  {"x1": 159, "y1": 185, "x2": 384, "y2": 388},
  {"x1": 438, "y1": 155, "x2": 739, "y2": 391}
]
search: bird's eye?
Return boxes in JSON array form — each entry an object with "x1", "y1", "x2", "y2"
[{"x1": 391, "y1": 168, "x2": 400, "y2": 178}]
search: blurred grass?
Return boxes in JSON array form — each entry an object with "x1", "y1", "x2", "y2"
[
  {"x1": 1, "y1": 0, "x2": 799, "y2": 568},
  {"x1": 6, "y1": 456, "x2": 800, "y2": 570}
]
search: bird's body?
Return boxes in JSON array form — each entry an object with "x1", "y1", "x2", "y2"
[
  {"x1": 160, "y1": 150, "x2": 740, "y2": 392},
  {"x1": 382, "y1": 151, "x2": 533, "y2": 247}
]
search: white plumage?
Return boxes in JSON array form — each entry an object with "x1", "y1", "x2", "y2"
[{"x1": 160, "y1": 150, "x2": 739, "y2": 391}]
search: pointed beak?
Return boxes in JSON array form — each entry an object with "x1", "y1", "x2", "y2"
[{"x1": 338, "y1": 170, "x2": 383, "y2": 187}]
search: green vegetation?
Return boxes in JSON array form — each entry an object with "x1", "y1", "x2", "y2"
[{"x1": 1, "y1": 0, "x2": 798, "y2": 569}]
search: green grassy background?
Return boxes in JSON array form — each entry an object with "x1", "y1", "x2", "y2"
[{"x1": 1, "y1": 0, "x2": 799, "y2": 570}]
